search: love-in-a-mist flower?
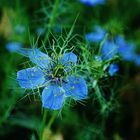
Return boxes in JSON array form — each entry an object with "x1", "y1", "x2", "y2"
[
  {"x1": 15, "y1": 25, "x2": 26, "y2": 34},
  {"x1": 115, "y1": 36, "x2": 136, "y2": 61},
  {"x1": 36, "y1": 27, "x2": 45, "y2": 36},
  {"x1": 134, "y1": 54, "x2": 140, "y2": 66},
  {"x1": 80, "y1": 0, "x2": 105, "y2": 6},
  {"x1": 6, "y1": 42, "x2": 23, "y2": 53},
  {"x1": 108, "y1": 64, "x2": 119, "y2": 76},
  {"x1": 17, "y1": 48, "x2": 88, "y2": 110},
  {"x1": 85, "y1": 26, "x2": 106, "y2": 42}
]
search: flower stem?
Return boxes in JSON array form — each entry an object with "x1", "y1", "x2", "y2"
[
  {"x1": 98, "y1": 33, "x2": 108, "y2": 55},
  {"x1": 40, "y1": 110, "x2": 58, "y2": 140},
  {"x1": 40, "y1": 109, "x2": 48, "y2": 140},
  {"x1": 95, "y1": 84, "x2": 106, "y2": 107},
  {"x1": 46, "y1": 111, "x2": 58, "y2": 131},
  {"x1": 44, "y1": 0, "x2": 60, "y2": 44}
]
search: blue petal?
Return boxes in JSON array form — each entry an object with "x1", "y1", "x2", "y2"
[
  {"x1": 108, "y1": 64, "x2": 119, "y2": 76},
  {"x1": 134, "y1": 55, "x2": 140, "y2": 66},
  {"x1": 63, "y1": 75, "x2": 88, "y2": 100},
  {"x1": 61, "y1": 52, "x2": 77, "y2": 64},
  {"x1": 101, "y1": 40, "x2": 118, "y2": 60},
  {"x1": 6, "y1": 42, "x2": 22, "y2": 53},
  {"x1": 115, "y1": 35, "x2": 127, "y2": 54},
  {"x1": 121, "y1": 43, "x2": 135, "y2": 61},
  {"x1": 80, "y1": 0, "x2": 105, "y2": 6},
  {"x1": 115, "y1": 36, "x2": 136, "y2": 61},
  {"x1": 17, "y1": 67, "x2": 45, "y2": 89},
  {"x1": 42, "y1": 85, "x2": 65, "y2": 110},
  {"x1": 86, "y1": 26, "x2": 106, "y2": 42},
  {"x1": 60, "y1": 52, "x2": 77, "y2": 71},
  {"x1": 18, "y1": 48, "x2": 50, "y2": 68}
]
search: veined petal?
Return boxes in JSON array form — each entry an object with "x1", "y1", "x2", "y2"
[
  {"x1": 42, "y1": 85, "x2": 65, "y2": 110},
  {"x1": 18, "y1": 48, "x2": 50, "y2": 68},
  {"x1": 17, "y1": 67, "x2": 45, "y2": 89},
  {"x1": 63, "y1": 75, "x2": 88, "y2": 100}
]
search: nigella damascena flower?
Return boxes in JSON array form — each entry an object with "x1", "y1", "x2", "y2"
[
  {"x1": 108, "y1": 64, "x2": 119, "y2": 76},
  {"x1": 17, "y1": 48, "x2": 88, "y2": 110},
  {"x1": 6, "y1": 42, "x2": 23, "y2": 53},
  {"x1": 85, "y1": 26, "x2": 106, "y2": 42},
  {"x1": 36, "y1": 27, "x2": 45, "y2": 36},
  {"x1": 15, "y1": 25, "x2": 26, "y2": 34},
  {"x1": 115, "y1": 36, "x2": 136, "y2": 61},
  {"x1": 134, "y1": 54, "x2": 140, "y2": 66},
  {"x1": 80, "y1": 0, "x2": 105, "y2": 6}
]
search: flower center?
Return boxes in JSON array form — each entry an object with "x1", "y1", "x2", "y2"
[{"x1": 53, "y1": 64, "x2": 66, "y2": 78}]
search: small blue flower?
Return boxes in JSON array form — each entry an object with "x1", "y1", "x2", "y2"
[
  {"x1": 101, "y1": 40, "x2": 118, "y2": 60},
  {"x1": 6, "y1": 42, "x2": 23, "y2": 53},
  {"x1": 15, "y1": 25, "x2": 26, "y2": 34},
  {"x1": 85, "y1": 26, "x2": 106, "y2": 42},
  {"x1": 134, "y1": 54, "x2": 140, "y2": 66},
  {"x1": 36, "y1": 27, "x2": 45, "y2": 36},
  {"x1": 80, "y1": 0, "x2": 105, "y2": 6},
  {"x1": 54, "y1": 24, "x2": 61, "y2": 33},
  {"x1": 115, "y1": 36, "x2": 136, "y2": 61},
  {"x1": 17, "y1": 49, "x2": 88, "y2": 110},
  {"x1": 108, "y1": 64, "x2": 119, "y2": 76}
]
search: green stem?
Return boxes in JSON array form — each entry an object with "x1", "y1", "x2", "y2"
[
  {"x1": 98, "y1": 33, "x2": 108, "y2": 55},
  {"x1": 46, "y1": 111, "x2": 58, "y2": 131},
  {"x1": 95, "y1": 84, "x2": 111, "y2": 115},
  {"x1": 44, "y1": 0, "x2": 60, "y2": 44},
  {"x1": 95, "y1": 84, "x2": 106, "y2": 107},
  {"x1": 40, "y1": 110, "x2": 58, "y2": 140},
  {"x1": 95, "y1": 85, "x2": 107, "y2": 130},
  {"x1": 40, "y1": 109, "x2": 48, "y2": 140}
]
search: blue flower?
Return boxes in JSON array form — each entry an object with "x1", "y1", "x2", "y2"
[
  {"x1": 134, "y1": 54, "x2": 140, "y2": 66},
  {"x1": 115, "y1": 36, "x2": 136, "y2": 61},
  {"x1": 86, "y1": 28, "x2": 137, "y2": 63},
  {"x1": 17, "y1": 49, "x2": 88, "y2": 110},
  {"x1": 36, "y1": 27, "x2": 45, "y2": 36},
  {"x1": 80, "y1": 0, "x2": 105, "y2": 6},
  {"x1": 85, "y1": 26, "x2": 118, "y2": 60},
  {"x1": 85, "y1": 26, "x2": 106, "y2": 42},
  {"x1": 101, "y1": 40, "x2": 118, "y2": 60},
  {"x1": 54, "y1": 24, "x2": 61, "y2": 33},
  {"x1": 6, "y1": 42, "x2": 23, "y2": 53},
  {"x1": 15, "y1": 25, "x2": 26, "y2": 34},
  {"x1": 108, "y1": 64, "x2": 119, "y2": 76}
]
